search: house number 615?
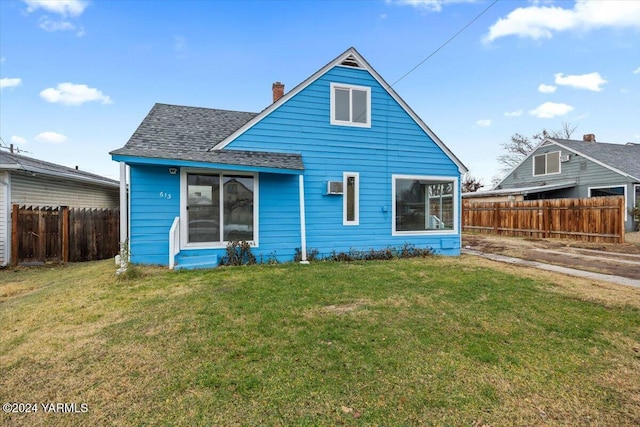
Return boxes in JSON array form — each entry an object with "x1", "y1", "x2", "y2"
[{"x1": 159, "y1": 192, "x2": 172, "y2": 199}]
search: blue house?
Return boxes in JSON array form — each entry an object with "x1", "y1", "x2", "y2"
[{"x1": 110, "y1": 48, "x2": 468, "y2": 269}]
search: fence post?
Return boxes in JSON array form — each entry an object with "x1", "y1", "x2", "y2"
[
  {"x1": 61, "y1": 206, "x2": 69, "y2": 263},
  {"x1": 11, "y1": 204, "x2": 19, "y2": 266},
  {"x1": 493, "y1": 204, "x2": 500, "y2": 234},
  {"x1": 619, "y1": 196, "x2": 625, "y2": 244},
  {"x1": 543, "y1": 202, "x2": 550, "y2": 239}
]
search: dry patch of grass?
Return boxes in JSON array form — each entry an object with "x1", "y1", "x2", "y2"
[{"x1": 459, "y1": 254, "x2": 640, "y2": 309}]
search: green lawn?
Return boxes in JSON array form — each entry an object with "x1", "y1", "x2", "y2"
[{"x1": 1, "y1": 257, "x2": 639, "y2": 426}]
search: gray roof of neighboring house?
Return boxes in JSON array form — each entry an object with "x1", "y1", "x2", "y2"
[
  {"x1": 0, "y1": 150, "x2": 119, "y2": 187},
  {"x1": 110, "y1": 103, "x2": 304, "y2": 171},
  {"x1": 552, "y1": 139, "x2": 640, "y2": 180}
]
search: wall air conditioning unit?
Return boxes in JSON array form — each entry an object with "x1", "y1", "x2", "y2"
[
  {"x1": 326, "y1": 181, "x2": 344, "y2": 195},
  {"x1": 560, "y1": 154, "x2": 571, "y2": 162}
]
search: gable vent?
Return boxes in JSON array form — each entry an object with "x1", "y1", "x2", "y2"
[{"x1": 340, "y1": 54, "x2": 363, "y2": 68}]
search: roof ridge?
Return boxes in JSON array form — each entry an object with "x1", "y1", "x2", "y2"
[
  {"x1": 1, "y1": 150, "x2": 118, "y2": 183},
  {"x1": 153, "y1": 102, "x2": 257, "y2": 115}
]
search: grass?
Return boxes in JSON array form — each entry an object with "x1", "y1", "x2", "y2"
[{"x1": 1, "y1": 257, "x2": 640, "y2": 426}]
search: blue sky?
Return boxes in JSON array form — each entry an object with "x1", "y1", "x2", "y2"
[{"x1": 1, "y1": 0, "x2": 639, "y2": 186}]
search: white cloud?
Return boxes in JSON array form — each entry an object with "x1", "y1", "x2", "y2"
[
  {"x1": 538, "y1": 84, "x2": 556, "y2": 94},
  {"x1": 484, "y1": 0, "x2": 640, "y2": 43},
  {"x1": 40, "y1": 83, "x2": 113, "y2": 106},
  {"x1": 23, "y1": 0, "x2": 88, "y2": 17},
  {"x1": 35, "y1": 132, "x2": 67, "y2": 144},
  {"x1": 476, "y1": 119, "x2": 492, "y2": 127},
  {"x1": 529, "y1": 102, "x2": 574, "y2": 119},
  {"x1": 388, "y1": 0, "x2": 476, "y2": 12},
  {"x1": 634, "y1": 67, "x2": 640, "y2": 75},
  {"x1": 504, "y1": 110, "x2": 523, "y2": 117},
  {"x1": 39, "y1": 17, "x2": 75, "y2": 32},
  {"x1": 554, "y1": 72, "x2": 607, "y2": 91},
  {"x1": 0, "y1": 77, "x2": 22, "y2": 89},
  {"x1": 11, "y1": 136, "x2": 28, "y2": 145}
]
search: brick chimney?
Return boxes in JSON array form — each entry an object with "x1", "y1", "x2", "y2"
[
  {"x1": 583, "y1": 133, "x2": 596, "y2": 142},
  {"x1": 272, "y1": 82, "x2": 284, "y2": 103}
]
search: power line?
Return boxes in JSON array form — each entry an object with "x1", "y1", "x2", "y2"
[{"x1": 391, "y1": 0, "x2": 499, "y2": 86}]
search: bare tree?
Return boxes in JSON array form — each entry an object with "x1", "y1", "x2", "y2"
[
  {"x1": 497, "y1": 122, "x2": 577, "y2": 173},
  {"x1": 461, "y1": 173, "x2": 483, "y2": 193}
]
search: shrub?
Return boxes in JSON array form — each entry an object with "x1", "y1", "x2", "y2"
[{"x1": 220, "y1": 241, "x2": 256, "y2": 266}]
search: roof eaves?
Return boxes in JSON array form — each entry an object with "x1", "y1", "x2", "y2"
[
  {"x1": 551, "y1": 140, "x2": 640, "y2": 181},
  {"x1": 210, "y1": 47, "x2": 361, "y2": 152}
]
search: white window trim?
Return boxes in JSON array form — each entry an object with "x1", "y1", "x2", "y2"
[
  {"x1": 343, "y1": 172, "x2": 359, "y2": 226},
  {"x1": 392, "y1": 174, "x2": 459, "y2": 236},
  {"x1": 588, "y1": 184, "x2": 627, "y2": 222},
  {"x1": 533, "y1": 151, "x2": 561, "y2": 177},
  {"x1": 330, "y1": 82, "x2": 371, "y2": 128},
  {"x1": 180, "y1": 168, "x2": 259, "y2": 249}
]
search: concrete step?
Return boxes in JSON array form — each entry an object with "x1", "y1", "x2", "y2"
[{"x1": 175, "y1": 253, "x2": 218, "y2": 270}]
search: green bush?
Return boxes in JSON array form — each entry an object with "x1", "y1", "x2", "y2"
[{"x1": 220, "y1": 241, "x2": 256, "y2": 266}]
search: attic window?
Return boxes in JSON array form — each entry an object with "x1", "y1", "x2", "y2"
[
  {"x1": 533, "y1": 151, "x2": 560, "y2": 176},
  {"x1": 330, "y1": 83, "x2": 371, "y2": 128},
  {"x1": 340, "y1": 54, "x2": 363, "y2": 68}
]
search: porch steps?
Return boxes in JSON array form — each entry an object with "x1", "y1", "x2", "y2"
[{"x1": 174, "y1": 252, "x2": 219, "y2": 270}]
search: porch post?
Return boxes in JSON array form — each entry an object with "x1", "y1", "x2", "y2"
[
  {"x1": 119, "y1": 162, "x2": 128, "y2": 264},
  {"x1": 298, "y1": 174, "x2": 309, "y2": 264}
]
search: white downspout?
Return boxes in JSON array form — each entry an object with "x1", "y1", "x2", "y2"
[
  {"x1": 117, "y1": 162, "x2": 128, "y2": 271},
  {"x1": 298, "y1": 174, "x2": 309, "y2": 264},
  {"x1": 1, "y1": 172, "x2": 9, "y2": 267}
]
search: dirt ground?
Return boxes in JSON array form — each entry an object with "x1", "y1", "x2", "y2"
[{"x1": 463, "y1": 232, "x2": 640, "y2": 280}]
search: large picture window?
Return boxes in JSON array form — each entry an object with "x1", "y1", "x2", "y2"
[
  {"x1": 393, "y1": 175, "x2": 458, "y2": 235},
  {"x1": 533, "y1": 151, "x2": 561, "y2": 176},
  {"x1": 184, "y1": 171, "x2": 255, "y2": 246},
  {"x1": 330, "y1": 83, "x2": 371, "y2": 127}
]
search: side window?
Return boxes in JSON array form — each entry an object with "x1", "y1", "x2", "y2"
[
  {"x1": 330, "y1": 83, "x2": 371, "y2": 127},
  {"x1": 533, "y1": 151, "x2": 560, "y2": 176},
  {"x1": 393, "y1": 175, "x2": 458, "y2": 235},
  {"x1": 343, "y1": 172, "x2": 359, "y2": 225}
]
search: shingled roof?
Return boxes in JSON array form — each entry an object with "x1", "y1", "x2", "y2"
[
  {"x1": 0, "y1": 150, "x2": 119, "y2": 187},
  {"x1": 552, "y1": 139, "x2": 640, "y2": 180},
  {"x1": 110, "y1": 103, "x2": 304, "y2": 171}
]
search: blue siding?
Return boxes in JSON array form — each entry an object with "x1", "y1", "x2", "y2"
[
  {"x1": 225, "y1": 66, "x2": 461, "y2": 256},
  {"x1": 126, "y1": 64, "x2": 462, "y2": 266},
  {"x1": 128, "y1": 166, "x2": 302, "y2": 265},
  {"x1": 129, "y1": 165, "x2": 180, "y2": 265}
]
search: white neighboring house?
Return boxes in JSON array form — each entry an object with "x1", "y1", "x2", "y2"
[{"x1": 0, "y1": 150, "x2": 119, "y2": 267}]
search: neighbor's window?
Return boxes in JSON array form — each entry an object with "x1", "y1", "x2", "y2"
[
  {"x1": 343, "y1": 172, "x2": 359, "y2": 225},
  {"x1": 393, "y1": 176, "x2": 456, "y2": 234},
  {"x1": 589, "y1": 186, "x2": 625, "y2": 198},
  {"x1": 186, "y1": 172, "x2": 255, "y2": 244},
  {"x1": 533, "y1": 151, "x2": 561, "y2": 176},
  {"x1": 589, "y1": 185, "x2": 627, "y2": 222},
  {"x1": 330, "y1": 83, "x2": 371, "y2": 127}
]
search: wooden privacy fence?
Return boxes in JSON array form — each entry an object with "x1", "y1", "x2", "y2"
[
  {"x1": 462, "y1": 196, "x2": 625, "y2": 243},
  {"x1": 11, "y1": 205, "x2": 120, "y2": 265}
]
